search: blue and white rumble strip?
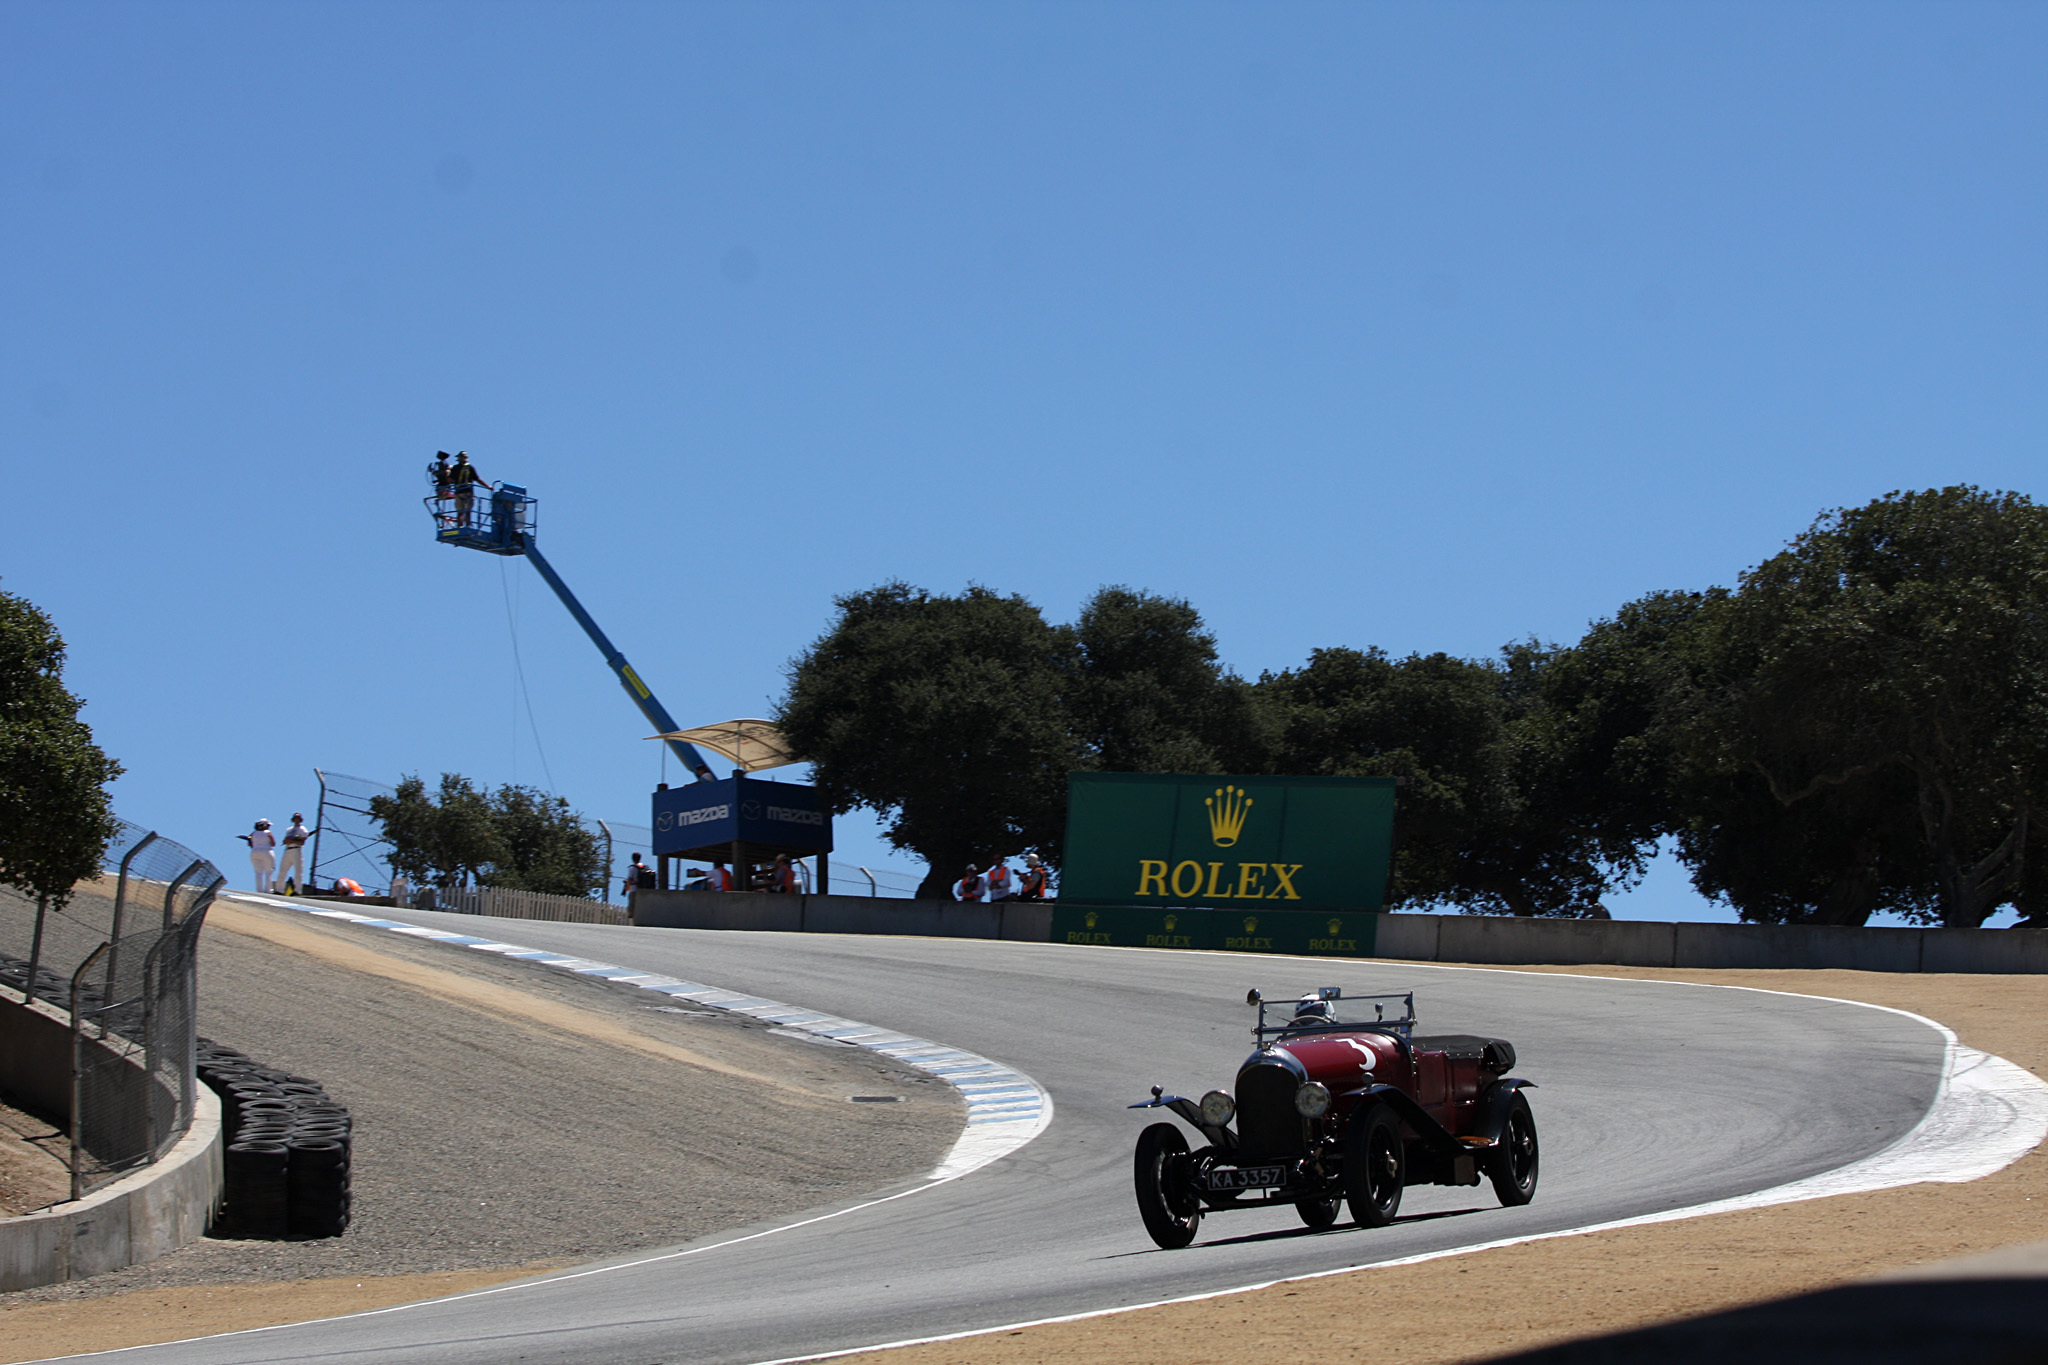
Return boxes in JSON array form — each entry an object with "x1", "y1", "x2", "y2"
[{"x1": 227, "y1": 894, "x2": 1051, "y2": 1181}]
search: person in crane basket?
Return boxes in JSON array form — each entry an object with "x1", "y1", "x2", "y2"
[
  {"x1": 427, "y1": 451, "x2": 454, "y2": 525},
  {"x1": 449, "y1": 451, "x2": 491, "y2": 528}
]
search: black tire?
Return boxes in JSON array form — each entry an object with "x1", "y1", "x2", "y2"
[
  {"x1": 1133, "y1": 1122, "x2": 1201, "y2": 1249},
  {"x1": 1487, "y1": 1091, "x2": 1539, "y2": 1206},
  {"x1": 1296, "y1": 1195, "x2": 1343, "y2": 1229},
  {"x1": 1343, "y1": 1104, "x2": 1405, "y2": 1228}
]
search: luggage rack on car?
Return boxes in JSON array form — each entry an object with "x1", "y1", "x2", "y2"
[{"x1": 1246, "y1": 986, "x2": 1415, "y2": 1041}]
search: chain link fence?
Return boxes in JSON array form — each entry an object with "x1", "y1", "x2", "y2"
[
  {"x1": 310, "y1": 769, "x2": 652, "y2": 904},
  {"x1": 0, "y1": 820, "x2": 222, "y2": 1199}
]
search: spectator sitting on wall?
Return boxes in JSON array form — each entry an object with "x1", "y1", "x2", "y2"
[
  {"x1": 985, "y1": 859, "x2": 1015, "y2": 902},
  {"x1": 955, "y1": 864, "x2": 985, "y2": 902},
  {"x1": 1017, "y1": 853, "x2": 1050, "y2": 901}
]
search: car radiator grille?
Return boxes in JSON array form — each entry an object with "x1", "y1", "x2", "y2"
[{"x1": 1235, "y1": 1062, "x2": 1306, "y2": 1160}]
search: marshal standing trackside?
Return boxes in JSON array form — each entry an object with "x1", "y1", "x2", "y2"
[{"x1": 1128, "y1": 987, "x2": 1539, "y2": 1248}]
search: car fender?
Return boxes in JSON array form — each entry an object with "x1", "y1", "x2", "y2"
[
  {"x1": 1129, "y1": 1087, "x2": 1238, "y2": 1148},
  {"x1": 1474, "y1": 1077, "x2": 1537, "y2": 1147},
  {"x1": 1344, "y1": 1082, "x2": 1464, "y2": 1158}
]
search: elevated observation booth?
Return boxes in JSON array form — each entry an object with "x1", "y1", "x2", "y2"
[{"x1": 646, "y1": 719, "x2": 831, "y2": 892}]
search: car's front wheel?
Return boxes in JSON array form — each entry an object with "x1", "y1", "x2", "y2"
[
  {"x1": 1296, "y1": 1195, "x2": 1342, "y2": 1229},
  {"x1": 1343, "y1": 1104, "x2": 1404, "y2": 1228},
  {"x1": 1487, "y1": 1091, "x2": 1539, "y2": 1206},
  {"x1": 1133, "y1": 1123, "x2": 1201, "y2": 1249}
]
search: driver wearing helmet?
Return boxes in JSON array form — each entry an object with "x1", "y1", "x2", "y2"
[{"x1": 1288, "y1": 995, "x2": 1337, "y2": 1029}]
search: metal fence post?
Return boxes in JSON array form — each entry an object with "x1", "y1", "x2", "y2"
[
  {"x1": 859, "y1": 866, "x2": 878, "y2": 898},
  {"x1": 161, "y1": 858, "x2": 204, "y2": 932},
  {"x1": 25, "y1": 892, "x2": 48, "y2": 1002},
  {"x1": 104, "y1": 832, "x2": 159, "y2": 1027},
  {"x1": 310, "y1": 769, "x2": 330, "y2": 889},
  {"x1": 70, "y1": 942, "x2": 110, "y2": 1202}
]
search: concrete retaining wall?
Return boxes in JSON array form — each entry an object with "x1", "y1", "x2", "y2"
[
  {"x1": 622, "y1": 891, "x2": 2048, "y2": 973},
  {"x1": 630, "y1": 890, "x2": 1052, "y2": 942},
  {"x1": 0, "y1": 990, "x2": 78, "y2": 1120},
  {"x1": 0, "y1": 1090, "x2": 220, "y2": 1291},
  {"x1": 0, "y1": 988, "x2": 223, "y2": 1291}
]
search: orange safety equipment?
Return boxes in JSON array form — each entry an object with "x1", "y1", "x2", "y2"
[
  {"x1": 771, "y1": 861, "x2": 799, "y2": 894},
  {"x1": 1018, "y1": 866, "x2": 1049, "y2": 900},
  {"x1": 956, "y1": 873, "x2": 985, "y2": 902}
]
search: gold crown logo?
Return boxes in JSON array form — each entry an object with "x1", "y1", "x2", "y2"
[
  {"x1": 1084, "y1": 911, "x2": 1100, "y2": 929},
  {"x1": 1242, "y1": 916, "x2": 1259, "y2": 934},
  {"x1": 1163, "y1": 914, "x2": 1178, "y2": 932},
  {"x1": 1327, "y1": 918, "x2": 1343, "y2": 935},
  {"x1": 1206, "y1": 785, "x2": 1253, "y2": 846}
]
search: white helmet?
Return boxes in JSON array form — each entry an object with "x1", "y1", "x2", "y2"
[{"x1": 1292, "y1": 996, "x2": 1335, "y2": 1024}]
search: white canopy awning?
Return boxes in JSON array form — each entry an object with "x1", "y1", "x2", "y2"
[{"x1": 648, "y1": 718, "x2": 800, "y2": 772}]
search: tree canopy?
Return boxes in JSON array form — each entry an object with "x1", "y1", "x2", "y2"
[
  {"x1": 779, "y1": 487, "x2": 2048, "y2": 922},
  {"x1": 777, "y1": 584, "x2": 1080, "y2": 899},
  {"x1": 1665, "y1": 488, "x2": 2048, "y2": 927},
  {"x1": 0, "y1": 587, "x2": 121, "y2": 911},
  {"x1": 368, "y1": 774, "x2": 605, "y2": 898}
]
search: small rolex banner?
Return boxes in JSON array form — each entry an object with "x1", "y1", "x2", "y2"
[{"x1": 1051, "y1": 772, "x2": 1396, "y2": 954}]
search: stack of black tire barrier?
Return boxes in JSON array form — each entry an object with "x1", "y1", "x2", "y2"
[{"x1": 197, "y1": 1039, "x2": 352, "y2": 1238}]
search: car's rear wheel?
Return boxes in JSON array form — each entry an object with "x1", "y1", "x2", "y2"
[
  {"x1": 1133, "y1": 1123, "x2": 1201, "y2": 1249},
  {"x1": 1296, "y1": 1195, "x2": 1342, "y2": 1229},
  {"x1": 1487, "y1": 1091, "x2": 1539, "y2": 1206},
  {"x1": 1344, "y1": 1104, "x2": 1404, "y2": 1228}
]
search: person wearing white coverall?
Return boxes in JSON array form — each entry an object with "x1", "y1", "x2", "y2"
[
  {"x1": 239, "y1": 820, "x2": 276, "y2": 893},
  {"x1": 276, "y1": 814, "x2": 312, "y2": 893}
]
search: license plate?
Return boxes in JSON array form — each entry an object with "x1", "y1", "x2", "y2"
[{"x1": 1208, "y1": 1165, "x2": 1287, "y2": 1192}]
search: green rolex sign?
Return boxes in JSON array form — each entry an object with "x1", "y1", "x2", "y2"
[{"x1": 1051, "y1": 772, "x2": 1396, "y2": 956}]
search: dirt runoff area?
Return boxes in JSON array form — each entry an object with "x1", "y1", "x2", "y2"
[
  {"x1": 0, "y1": 899, "x2": 962, "y2": 1364},
  {"x1": 841, "y1": 965, "x2": 2048, "y2": 1365}
]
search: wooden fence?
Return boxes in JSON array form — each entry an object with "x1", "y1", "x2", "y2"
[{"x1": 433, "y1": 886, "x2": 629, "y2": 927}]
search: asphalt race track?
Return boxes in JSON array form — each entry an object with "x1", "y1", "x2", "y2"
[{"x1": 71, "y1": 915, "x2": 1949, "y2": 1365}]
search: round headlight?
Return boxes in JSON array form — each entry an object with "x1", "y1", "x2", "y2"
[
  {"x1": 1199, "y1": 1089, "x2": 1237, "y2": 1127},
  {"x1": 1294, "y1": 1081, "x2": 1332, "y2": 1118}
]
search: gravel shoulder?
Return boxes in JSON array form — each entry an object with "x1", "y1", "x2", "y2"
[
  {"x1": 839, "y1": 964, "x2": 2048, "y2": 1365},
  {"x1": 0, "y1": 1099, "x2": 69, "y2": 1218},
  {"x1": 0, "y1": 899, "x2": 962, "y2": 1359}
]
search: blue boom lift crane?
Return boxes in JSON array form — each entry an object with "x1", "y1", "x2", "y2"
[
  {"x1": 428, "y1": 479, "x2": 717, "y2": 782},
  {"x1": 426, "y1": 471, "x2": 833, "y2": 894}
]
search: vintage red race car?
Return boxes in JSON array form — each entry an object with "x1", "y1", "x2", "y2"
[{"x1": 1129, "y1": 987, "x2": 1538, "y2": 1248}]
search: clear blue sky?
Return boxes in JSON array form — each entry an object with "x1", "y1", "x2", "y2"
[{"x1": 4, "y1": 2, "x2": 2042, "y2": 921}]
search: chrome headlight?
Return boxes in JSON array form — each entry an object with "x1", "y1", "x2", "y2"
[
  {"x1": 1199, "y1": 1089, "x2": 1237, "y2": 1126},
  {"x1": 1294, "y1": 1081, "x2": 1332, "y2": 1118}
]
